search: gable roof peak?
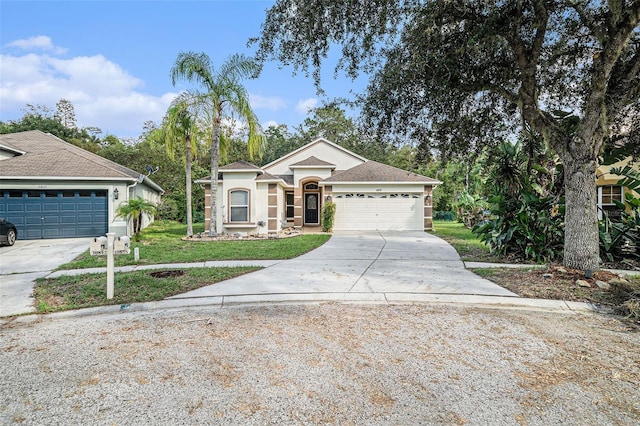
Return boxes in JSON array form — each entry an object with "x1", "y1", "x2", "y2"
[
  {"x1": 262, "y1": 137, "x2": 366, "y2": 170},
  {"x1": 289, "y1": 155, "x2": 336, "y2": 168}
]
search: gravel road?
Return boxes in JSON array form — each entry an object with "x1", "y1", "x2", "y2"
[{"x1": 1, "y1": 303, "x2": 638, "y2": 425}]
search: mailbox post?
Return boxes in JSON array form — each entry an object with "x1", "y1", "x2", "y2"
[
  {"x1": 89, "y1": 233, "x2": 131, "y2": 299},
  {"x1": 106, "y1": 233, "x2": 115, "y2": 299}
]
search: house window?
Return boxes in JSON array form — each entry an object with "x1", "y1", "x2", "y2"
[
  {"x1": 600, "y1": 185, "x2": 623, "y2": 205},
  {"x1": 286, "y1": 192, "x2": 294, "y2": 219},
  {"x1": 304, "y1": 183, "x2": 319, "y2": 190},
  {"x1": 599, "y1": 185, "x2": 624, "y2": 219},
  {"x1": 229, "y1": 189, "x2": 249, "y2": 222}
]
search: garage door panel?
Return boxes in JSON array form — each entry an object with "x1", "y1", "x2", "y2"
[
  {"x1": 43, "y1": 215, "x2": 61, "y2": 225},
  {"x1": 76, "y1": 213, "x2": 97, "y2": 224},
  {"x1": 60, "y1": 215, "x2": 77, "y2": 224},
  {"x1": 76, "y1": 202, "x2": 94, "y2": 211},
  {"x1": 42, "y1": 228, "x2": 61, "y2": 238},
  {"x1": 25, "y1": 215, "x2": 43, "y2": 225}
]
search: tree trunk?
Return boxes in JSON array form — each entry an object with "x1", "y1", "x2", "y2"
[
  {"x1": 135, "y1": 213, "x2": 142, "y2": 236},
  {"x1": 185, "y1": 134, "x2": 193, "y2": 237},
  {"x1": 209, "y1": 122, "x2": 220, "y2": 237},
  {"x1": 561, "y1": 153, "x2": 600, "y2": 271}
]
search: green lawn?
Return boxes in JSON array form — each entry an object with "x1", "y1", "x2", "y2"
[
  {"x1": 430, "y1": 220, "x2": 498, "y2": 262},
  {"x1": 34, "y1": 266, "x2": 259, "y2": 313},
  {"x1": 58, "y1": 220, "x2": 331, "y2": 270}
]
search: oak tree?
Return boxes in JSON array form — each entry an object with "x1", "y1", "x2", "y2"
[{"x1": 255, "y1": 0, "x2": 640, "y2": 270}]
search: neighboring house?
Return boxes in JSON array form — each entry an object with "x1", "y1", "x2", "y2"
[
  {"x1": 0, "y1": 130, "x2": 163, "y2": 239},
  {"x1": 596, "y1": 157, "x2": 640, "y2": 220},
  {"x1": 196, "y1": 138, "x2": 442, "y2": 235}
]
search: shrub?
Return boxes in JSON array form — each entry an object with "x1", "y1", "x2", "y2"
[
  {"x1": 473, "y1": 190, "x2": 565, "y2": 263},
  {"x1": 434, "y1": 211, "x2": 455, "y2": 221},
  {"x1": 322, "y1": 201, "x2": 336, "y2": 232},
  {"x1": 599, "y1": 192, "x2": 640, "y2": 263},
  {"x1": 157, "y1": 198, "x2": 180, "y2": 221},
  {"x1": 454, "y1": 192, "x2": 488, "y2": 228}
]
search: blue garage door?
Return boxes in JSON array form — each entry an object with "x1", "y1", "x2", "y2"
[{"x1": 0, "y1": 190, "x2": 108, "y2": 239}]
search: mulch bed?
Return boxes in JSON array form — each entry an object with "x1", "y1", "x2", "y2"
[{"x1": 479, "y1": 265, "x2": 640, "y2": 321}]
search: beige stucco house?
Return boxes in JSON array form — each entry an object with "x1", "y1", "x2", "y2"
[
  {"x1": 196, "y1": 138, "x2": 442, "y2": 235},
  {"x1": 0, "y1": 130, "x2": 163, "y2": 239}
]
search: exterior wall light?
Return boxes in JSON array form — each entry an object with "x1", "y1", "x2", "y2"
[{"x1": 113, "y1": 188, "x2": 119, "y2": 200}]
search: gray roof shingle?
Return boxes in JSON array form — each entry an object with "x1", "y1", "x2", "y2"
[
  {"x1": 219, "y1": 160, "x2": 262, "y2": 171},
  {"x1": 322, "y1": 160, "x2": 440, "y2": 184},
  {"x1": 0, "y1": 130, "x2": 163, "y2": 191}
]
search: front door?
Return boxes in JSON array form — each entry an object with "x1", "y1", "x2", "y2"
[{"x1": 304, "y1": 193, "x2": 319, "y2": 225}]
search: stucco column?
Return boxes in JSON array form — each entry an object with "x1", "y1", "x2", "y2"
[
  {"x1": 294, "y1": 186, "x2": 303, "y2": 228},
  {"x1": 424, "y1": 186, "x2": 433, "y2": 231},
  {"x1": 267, "y1": 184, "x2": 278, "y2": 235}
]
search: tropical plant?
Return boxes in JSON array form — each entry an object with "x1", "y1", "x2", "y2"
[
  {"x1": 453, "y1": 192, "x2": 488, "y2": 229},
  {"x1": 474, "y1": 137, "x2": 565, "y2": 263},
  {"x1": 116, "y1": 197, "x2": 157, "y2": 238},
  {"x1": 170, "y1": 52, "x2": 264, "y2": 237},
  {"x1": 474, "y1": 191, "x2": 565, "y2": 263},
  {"x1": 156, "y1": 93, "x2": 208, "y2": 237}
]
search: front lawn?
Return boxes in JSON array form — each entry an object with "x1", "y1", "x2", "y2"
[
  {"x1": 430, "y1": 220, "x2": 499, "y2": 262},
  {"x1": 58, "y1": 220, "x2": 331, "y2": 270},
  {"x1": 34, "y1": 266, "x2": 259, "y2": 313}
]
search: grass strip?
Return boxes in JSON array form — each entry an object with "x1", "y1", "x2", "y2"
[
  {"x1": 57, "y1": 221, "x2": 330, "y2": 270},
  {"x1": 34, "y1": 266, "x2": 259, "y2": 313}
]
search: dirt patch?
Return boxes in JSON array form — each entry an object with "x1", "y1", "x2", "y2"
[
  {"x1": 475, "y1": 265, "x2": 640, "y2": 321},
  {"x1": 149, "y1": 270, "x2": 185, "y2": 279}
]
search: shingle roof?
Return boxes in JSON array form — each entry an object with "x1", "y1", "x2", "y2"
[
  {"x1": 289, "y1": 156, "x2": 336, "y2": 168},
  {"x1": 278, "y1": 175, "x2": 294, "y2": 186},
  {"x1": 322, "y1": 160, "x2": 441, "y2": 184},
  {"x1": 256, "y1": 172, "x2": 284, "y2": 182},
  {"x1": 219, "y1": 160, "x2": 262, "y2": 171},
  {"x1": 0, "y1": 130, "x2": 163, "y2": 191}
]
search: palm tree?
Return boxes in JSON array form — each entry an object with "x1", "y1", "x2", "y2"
[
  {"x1": 116, "y1": 197, "x2": 157, "y2": 238},
  {"x1": 170, "y1": 52, "x2": 264, "y2": 237},
  {"x1": 159, "y1": 93, "x2": 206, "y2": 237}
]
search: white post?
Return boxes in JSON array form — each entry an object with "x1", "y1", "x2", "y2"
[
  {"x1": 106, "y1": 232, "x2": 115, "y2": 299},
  {"x1": 134, "y1": 247, "x2": 140, "y2": 262}
]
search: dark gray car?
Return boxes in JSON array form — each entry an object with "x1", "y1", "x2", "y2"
[{"x1": 0, "y1": 218, "x2": 17, "y2": 246}]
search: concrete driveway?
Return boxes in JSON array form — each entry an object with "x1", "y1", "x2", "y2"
[
  {"x1": 1, "y1": 231, "x2": 516, "y2": 317},
  {"x1": 0, "y1": 238, "x2": 88, "y2": 316},
  {"x1": 171, "y1": 231, "x2": 516, "y2": 300}
]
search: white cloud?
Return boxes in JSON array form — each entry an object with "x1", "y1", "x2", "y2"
[
  {"x1": 250, "y1": 94, "x2": 286, "y2": 111},
  {"x1": 6, "y1": 35, "x2": 67, "y2": 55},
  {"x1": 262, "y1": 120, "x2": 279, "y2": 129},
  {"x1": 0, "y1": 50, "x2": 175, "y2": 137},
  {"x1": 295, "y1": 97, "x2": 317, "y2": 114}
]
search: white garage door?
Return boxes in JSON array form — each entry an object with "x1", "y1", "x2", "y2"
[{"x1": 333, "y1": 193, "x2": 423, "y2": 231}]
